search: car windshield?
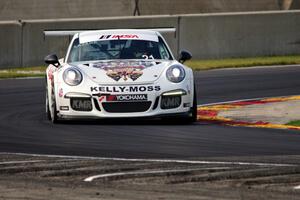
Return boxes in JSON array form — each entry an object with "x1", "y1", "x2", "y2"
[{"x1": 68, "y1": 37, "x2": 172, "y2": 62}]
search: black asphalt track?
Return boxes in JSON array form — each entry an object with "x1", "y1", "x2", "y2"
[{"x1": 0, "y1": 65, "x2": 300, "y2": 159}]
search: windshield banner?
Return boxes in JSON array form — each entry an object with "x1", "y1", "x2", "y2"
[{"x1": 79, "y1": 32, "x2": 159, "y2": 44}]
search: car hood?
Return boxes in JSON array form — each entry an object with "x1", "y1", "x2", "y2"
[{"x1": 74, "y1": 60, "x2": 175, "y2": 84}]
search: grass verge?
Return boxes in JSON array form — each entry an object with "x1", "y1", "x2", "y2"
[
  {"x1": 0, "y1": 66, "x2": 46, "y2": 79},
  {"x1": 185, "y1": 55, "x2": 300, "y2": 70},
  {"x1": 1, "y1": 55, "x2": 300, "y2": 78},
  {"x1": 286, "y1": 120, "x2": 300, "y2": 127}
]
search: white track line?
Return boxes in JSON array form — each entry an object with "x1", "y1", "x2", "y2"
[
  {"x1": 0, "y1": 160, "x2": 44, "y2": 165},
  {"x1": 294, "y1": 185, "x2": 300, "y2": 190},
  {"x1": 84, "y1": 168, "x2": 214, "y2": 182},
  {"x1": 0, "y1": 152, "x2": 294, "y2": 167},
  {"x1": 0, "y1": 159, "x2": 78, "y2": 165}
]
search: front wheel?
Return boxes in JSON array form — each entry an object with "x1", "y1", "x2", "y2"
[
  {"x1": 163, "y1": 85, "x2": 198, "y2": 124},
  {"x1": 184, "y1": 85, "x2": 198, "y2": 123},
  {"x1": 45, "y1": 88, "x2": 51, "y2": 121},
  {"x1": 50, "y1": 92, "x2": 59, "y2": 124},
  {"x1": 47, "y1": 82, "x2": 59, "y2": 124}
]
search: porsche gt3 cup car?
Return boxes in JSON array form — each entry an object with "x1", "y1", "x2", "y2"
[{"x1": 45, "y1": 29, "x2": 197, "y2": 123}]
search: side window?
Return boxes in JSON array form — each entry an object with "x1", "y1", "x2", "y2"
[
  {"x1": 68, "y1": 38, "x2": 80, "y2": 62},
  {"x1": 158, "y1": 37, "x2": 172, "y2": 60}
]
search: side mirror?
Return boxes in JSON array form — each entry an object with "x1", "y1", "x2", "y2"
[
  {"x1": 179, "y1": 50, "x2": 192, "y2": 64},
  {"x1": 44, "y1": 54, "x2": 60, "y2": 67}
]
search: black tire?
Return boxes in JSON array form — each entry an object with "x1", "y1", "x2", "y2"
[
  {"x1": 189, "y1": 85, "x2": 198, "y2": 122},
  {"x1": 45, "y1": 78, "x2": 51, "y2": 121},
  {"x1": 182, "y1": 85, "x2": 197, "y2": 124},
  {"x1": 46, "y1": 88, "x2": 51, "y2": 121},
  {"x1": 163, "y1": 85, "x2": 197, "y2": 124},
  {"x1": 49, "y1": 85, "x2": 59, "y2": 124}
]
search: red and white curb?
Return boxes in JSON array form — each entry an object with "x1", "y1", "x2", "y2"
[{"x1": 197, "y1": 95, "x2": 300, "y2": 130}]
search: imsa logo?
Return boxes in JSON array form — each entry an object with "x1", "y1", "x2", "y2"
[
  {"x1": 99, "y1": 35, "x2": 111, "y2": 39},
  {"x1": 99, "y1": 34, "x2": 139, "y2": 40}
]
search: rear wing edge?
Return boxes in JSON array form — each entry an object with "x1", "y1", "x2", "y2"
[{"x1": 43, "y1": 28, "x2": 176, "y2": 37}]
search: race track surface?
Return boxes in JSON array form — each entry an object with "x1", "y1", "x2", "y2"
[{"x1": 1, "y1": 65, "x2": 300, "y2": 159}]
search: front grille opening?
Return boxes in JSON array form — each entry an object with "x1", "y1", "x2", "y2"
[
  {"x1": 160, "y1": 95, "x2": 181, "y2": 109},
  {"x1": 70, "y1": 98, "x2": 92, "y2": 111},
  {"x1": 102, "y1": 101, "x2": 152, "y2": 113}
]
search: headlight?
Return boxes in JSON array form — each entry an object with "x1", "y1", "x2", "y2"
[
  {"x1": 166, "y1": 65, "x2": 185, "y2": 83},
  {"x1": 63, "y1": 68, "x2": 82, "y2": 86}
]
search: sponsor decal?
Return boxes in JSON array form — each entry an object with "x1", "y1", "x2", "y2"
[
  {"x1": 91, "y1": 85, "x2": 161, "y2": 93},
  {"x1": 71, "y1": 98, "x2": 92, "y2": 111},
  {"x1": 47, "y1": 66, "x2": 56, "y2": 87},
  {"x1": 106, "y1": 66, "x2": 143, "y2": 81},
  {"x1": 92, "y1": 61, "x2": 155, "y2": 81},
  {"x1": 99, "y1": 34, "x2": 139, "y2": 40},
  {"x1": 104, "y1": 94, "x2": 148, "y2": 102},
  {"x1": 99, "y1": 35, "x2": 111, "y2": 40},
  {"x1": 48, "y1": 69, "x2": 54, "y2": 81},
  {"x1": 58, "y1": 88, "x2": 63, "y2": 98},
  {"x1": 161, "y1": 96, "x2": 181, "y2": 109},
  {"x1": 98, "y1": 96, "x2": 105, "y2": 102},
  {"x1": 80, "y1": 33, "x2": 158, "y2": 44}
]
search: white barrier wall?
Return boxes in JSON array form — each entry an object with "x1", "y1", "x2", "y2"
[
  {"x1": 0, "y1": 0, "x2": 133, "y2": 20},
  {"x1": 0, "y1": 21, "x2": 22, "y2": 68},
  {"x1": 0, "y1": 0, "x2": 281, "y2": 20},
  {"x1": 179, "y1": 11, "x2": 300, "y2": 59},
  {"x1": 138, "y1": 0, "x2": 280, "y2": 15},
  {"x1": 1, "y1": 11, "x2": 300, "y2": 68}
]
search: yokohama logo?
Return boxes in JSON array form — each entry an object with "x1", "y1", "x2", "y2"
[
  {"x1": 99, "y1": 34, "x2": 139, "y2": 39},
  {"x1": 105, "y1": 94, "x2": 148, "y2": 102}
]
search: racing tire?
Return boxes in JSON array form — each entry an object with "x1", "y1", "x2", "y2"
[
  {"x1": 46, "y1": 87, "x2": 51, "y2": 121},
  {"x1": 183, "y1": 84, "x2": 198, "y2": 124},
  {"x1": 163, "y1": 85, "x2": 197, "y2": 124},
  {"x1": 49, "y1": 85, "x2": 59, "y2": 124},
  {"x1": 191, "y1": 84, "x2": 198, "y2": 122}
]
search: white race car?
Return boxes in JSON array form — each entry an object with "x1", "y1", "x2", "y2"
[{"x1": 45, "y1": 29, "x2": 197, "y2": 123}]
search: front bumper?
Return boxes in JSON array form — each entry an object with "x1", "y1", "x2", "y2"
[{"x1": 55, "y1": 84, "x2": 193, "y2": 119}]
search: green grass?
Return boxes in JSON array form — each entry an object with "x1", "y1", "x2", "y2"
[
  {"x1": 185, "y1": 55, "x2": 300, "y2": 71},
  {"x1": 286, "y1": 120, "x2": 300, "y2": 127},
  {"x1": 1, "y1": 55, "x2": 300, "y2": 78},
  {"x1": 0, "y1": 66, "x2": 46, "y2": 79}
]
